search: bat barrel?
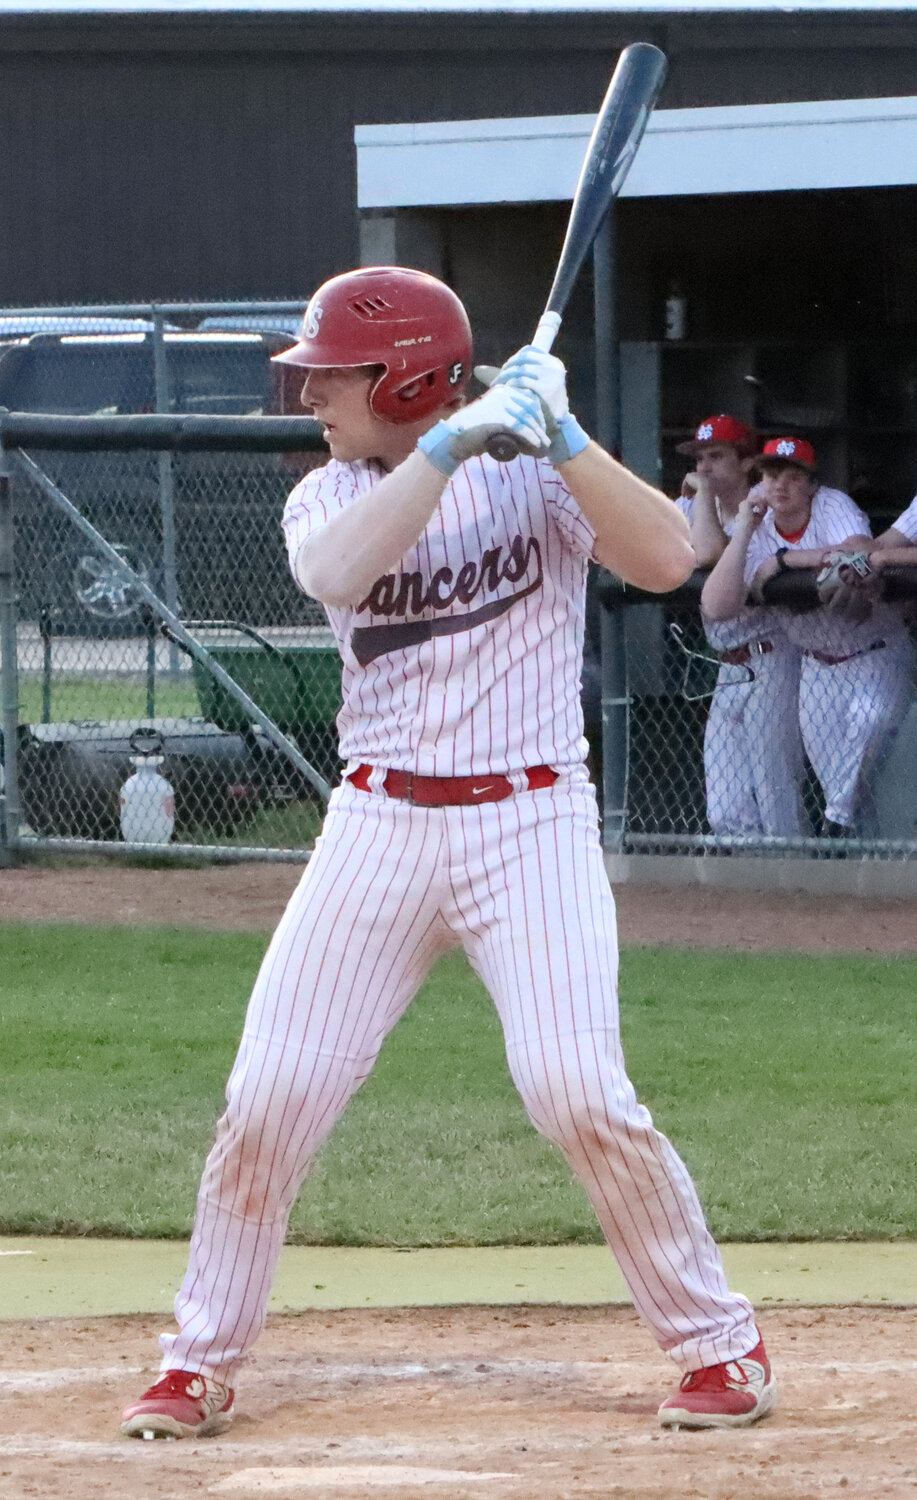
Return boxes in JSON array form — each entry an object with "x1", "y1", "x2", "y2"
[
  {"x1": 545, "y1": 42, "x2": 667, "y2": 318},
  {"x1": 488, "y1": 41, "x2": 667, "y2": 465}
]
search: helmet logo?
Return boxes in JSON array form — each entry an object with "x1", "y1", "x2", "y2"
[
  {"x1": 305, "y1": 302, "x2": 324, "y2": 340},
  {"x1": 448, "y1": 362, "x2": 464, "y2": 386}
]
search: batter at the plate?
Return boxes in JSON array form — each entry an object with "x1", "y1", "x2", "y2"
[{"x1": 122, "y1": 266, "x2": 775, "y2": 1440}]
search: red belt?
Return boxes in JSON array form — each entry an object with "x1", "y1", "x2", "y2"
[
  {"x1": 346, "y1": 763, "x2": 558, "y2": 806},
  {"x1": 806, "y1": 640, "x2": 887, "y2": 666},
  {"x1": 718, "y1": 640, "x2": 774, "y2": 666}
]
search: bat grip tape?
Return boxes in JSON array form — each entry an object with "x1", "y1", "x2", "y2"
[{"x1": 532, "y1": 311, "x2": 562, "y2": 353}]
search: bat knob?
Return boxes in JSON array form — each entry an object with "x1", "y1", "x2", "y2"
[{"x1": 485, "y1": 431, "x2": 521, "y2": 463}]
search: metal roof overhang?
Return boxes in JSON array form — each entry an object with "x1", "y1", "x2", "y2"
[{"x1": 356, "y1": 96, "x2": 917, "y2": 207}]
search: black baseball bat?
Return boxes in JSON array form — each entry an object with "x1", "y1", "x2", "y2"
[{"x1": 486, "y1": 42, "x2": 668, "y2": 462}]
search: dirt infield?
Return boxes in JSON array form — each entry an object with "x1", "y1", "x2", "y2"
[
  {"x1": 2, "y1": 1305, "x2": 915, "y2": 1500},
  {"x1": 2, "y1": 862, "x2": 917, "y2": 951},
  {"x1": 2, "y1": 865, "x2": 916, "y2": 1497}
]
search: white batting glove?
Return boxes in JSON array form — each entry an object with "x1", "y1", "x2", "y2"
[
  {"x1": 476, "y1": 346, "x2": 590, "y2": 466},
  {"x1": 417, "y1": 384, "x2": 550, "y2": 477},
  {"x1": 493, "y1": 346, "x2": 570, "y2": 420}
]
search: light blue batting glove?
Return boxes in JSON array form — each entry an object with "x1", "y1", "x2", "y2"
[
  {"x1": 475, "y1": 350, "x2": 590, "y2": 467},
  {"x1": 539, "y1": 406, "x2": 590, "y2": 466}
]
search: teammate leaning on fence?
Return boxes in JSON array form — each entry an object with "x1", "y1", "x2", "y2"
[
  {"x1": 677, "y1": 416, "x2": 807, "y2": 839},
  {"x1": 702, "y1": 437, "x2": 913, "y2": 837},
  {"x1": 121, "y1": 265, "x2": 776, "y2": 1442}
]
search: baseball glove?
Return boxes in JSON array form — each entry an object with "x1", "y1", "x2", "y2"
[{"x1": 815, "y1": 549, "x2": 881, "y2": 623}]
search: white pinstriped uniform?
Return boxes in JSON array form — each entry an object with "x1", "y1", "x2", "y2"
[
  {"x1": 891, "y1": 495, "x2": 917, "y2": 541},
  {"x1": 161, "y1": 453, "x2": 758, "y2": 1385},
  {"x1": 746, "y1": 487, "x2": 913, "y2": 829},
  {"x1": 678, "y1": 497, "x2": 806, "y2": 837}
]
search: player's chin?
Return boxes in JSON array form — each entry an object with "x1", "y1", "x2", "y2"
[
  {"x1": 325, "y1": 431, "x2": 352, "y2": 459},
  {"x1": 328, "y1": 437, "x2": 378, "y2": 465}
]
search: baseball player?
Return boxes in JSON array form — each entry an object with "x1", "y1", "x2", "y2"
[
  {"x1": 677, "y1": 417, "x2": 807, "y2": 839},
  {"x1": 703, "y1": 437, "x2": 913, "y2": 836},
  {"x1": 122, "y1": 267, "x2": 774, "y2": 1440}
]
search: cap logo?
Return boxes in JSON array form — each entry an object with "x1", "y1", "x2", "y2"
[
  {"x1": 775, "y1": 440, "x2": 796, "y2": 457},
  {"x1": 305, "y1": 302, "x2": 323, "y2": 340},
  {"x1": 696, "y1": 422, "x2": 714, "y2": 440}
]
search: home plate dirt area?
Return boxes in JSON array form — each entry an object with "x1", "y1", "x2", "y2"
[{"x1": 1, "y1": 1305, "x2": 915, "y2": 1499}]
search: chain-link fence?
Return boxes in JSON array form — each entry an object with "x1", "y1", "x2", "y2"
[
  {"x1": 0, "y1": 302, "x2": 343, "y2": 861},
  {"x1": 597, "y1": 569, "x2": 917, "y2": 860},
  {"x1": 1, "y1": 301, "x2": 917, "y2": 865}
]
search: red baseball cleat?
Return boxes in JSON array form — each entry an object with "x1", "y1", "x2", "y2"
[
  {"x1": 121, "y1": 1369, "x2": 235, "y2": 1439},
  {"x1": 658, "y1": 1337, "x2": 776, "y2": 1429}
]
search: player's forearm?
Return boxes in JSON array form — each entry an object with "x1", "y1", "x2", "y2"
[
  {"x1": 870, "y1": 526, "x2": 912, "y2": 556},
  {"x1": 749, "y1": 544, "x2": 844, "y2": 599},
  {"x1": 295, "y1": 452, "x2": 448, "y2": 607},
  {"x1": 687, "y1": 492, "x2": 729, "y2": 569},
  {"x1": 562, "y1": 445, "x2": 694, "y2": 592},
  {"x1": 870, "y1": 545, "x2": 917, "y2": 568},
  {"x1": 700, "y1": 532, "x2": 753, "y2": 620}
]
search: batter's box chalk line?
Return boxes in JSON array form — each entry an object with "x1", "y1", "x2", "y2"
[{"x1": 210, "y1": 1466, "x2": 517, "y2": 1493}]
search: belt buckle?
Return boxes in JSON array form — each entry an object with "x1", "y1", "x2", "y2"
[
  {"x1": 750, "y1": 640, "x2": 765, "y2": 656},
  {"x1": 403, "y1": 773, "x2": 415, "y2": 803}
]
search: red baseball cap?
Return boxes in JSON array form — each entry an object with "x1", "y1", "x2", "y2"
[
  {"x1": 757, "y1": 436, "x2": 817, "y2": 473},
  {"x1": 676, "y1": 414, "x2": 758, "y2": 457}
]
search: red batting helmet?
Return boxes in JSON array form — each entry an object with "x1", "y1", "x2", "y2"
[{"x1": 273, "y1": 266, "x2": 472, "y2": 424}]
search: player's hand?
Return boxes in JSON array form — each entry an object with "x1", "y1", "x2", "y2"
[
  {"x1": 816, "y1": 548, "x2": 883, "y2": 622},
  {"x1": 416, "y1": 384, "x2": 550, "y2": 477},
  {"x1": 735, "y1": 493, "x2": 767, "y2": 537},
  {"x1": 491, "y1": 345, "x2": 571, "y2": 421},
  {"x1": 475, "y1": 347, "x2": 589, "y2": 467}
]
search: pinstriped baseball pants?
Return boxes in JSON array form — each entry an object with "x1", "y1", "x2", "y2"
[{"x1": 161, "y1": 769, "x2": 757, "y2": 1384}]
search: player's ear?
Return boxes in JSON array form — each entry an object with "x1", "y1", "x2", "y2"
[{"x1": 740, "y1": 455, "x2": 758, "y2": 476}]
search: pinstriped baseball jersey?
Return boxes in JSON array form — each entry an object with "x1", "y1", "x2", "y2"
[
  {"x1": 678, "y1": 497, "x2": 805, "y2": 835},
  {"x1": 678, "y1": 494, "x2": 793, "y2": 652},
  {"x1": 745, "y1": 485, "x2": 911, "y2": 828},
  {"x1": 745, "y1": 486, "x2": 909, "y2": 655},
  {"x1": 282, "y1": 454, "x2": 596, "y2": 775},
  {"x1": 892, "y1": 495, "x2": 917, "y2": 541}
]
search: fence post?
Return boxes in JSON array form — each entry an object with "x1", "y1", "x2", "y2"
[
  {"x1": 151, "y1": 307, "x2": 181, "y2": 673},
  {"x1": 592, "y1": 209, "x2": 619, "y2": 455},
  {"x1": 0, "y1": 437, "x2": 22, "y2": 863},
  {"x1": 600, "y1": 583, "x2": 629, "y2": 855}
]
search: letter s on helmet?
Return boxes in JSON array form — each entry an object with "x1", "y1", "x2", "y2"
[{"x1": 273, "y1": 266, "x2": 472, "y2": 424}]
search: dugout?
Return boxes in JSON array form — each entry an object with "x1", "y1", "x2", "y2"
[{"x1": 356, "y1": 99, "x2": 917, "y2": 528}]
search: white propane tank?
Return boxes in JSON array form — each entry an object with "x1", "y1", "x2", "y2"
[{"x1": 119, "y1": 729, "x2": 175, "y2": 844}]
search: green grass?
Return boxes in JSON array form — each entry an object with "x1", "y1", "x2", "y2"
[
  {"x1": 18, "y1": 674, "x2": 202, "y2": 726},
  {"x1": 1, "y1": 924, "x2": 915, "y2": 1243}
]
